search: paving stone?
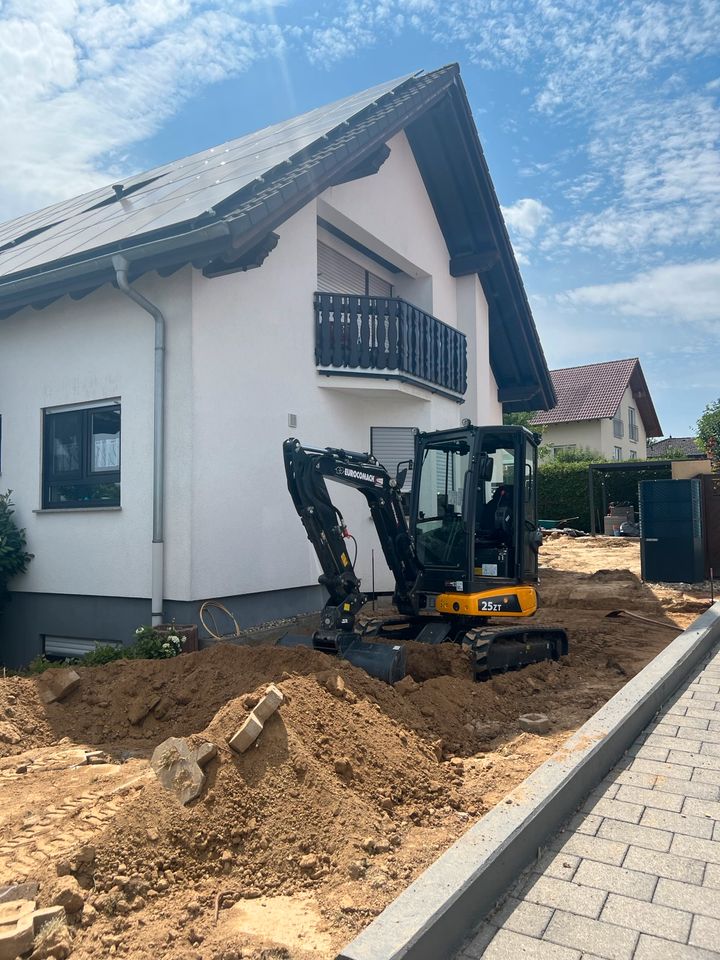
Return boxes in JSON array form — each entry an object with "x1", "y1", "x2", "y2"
[
  {"x1": 646, "y1": 719, "x2": 679, "y2": 735},
  {"x1": 493, "y1": 898, "x2": 554, "y2": 938},
  {"x1": 524, "y1": 876, "x2": 607, "y2": 919},
  {"x1": 683, "y1": 706, "x2": 720, "y2": 722},
  {"x1": 702, "y1": 861, "x2": 720, "y2": 888},
  {"x1": 630, "y1": 758, "x2": 692, "y2": 781},
  {"x1": 543, "y1": 910, "x2": 638, "y2": 960},
  {"x1": 682, "y1": 795, "x2": 720, "y2": 820},
  {"x1": 675, "y1": 726, "x2": 720, "y2": 746},
  {"x1": 597, "y1": 818, "x2": 672, "y2": 852},
  {"x1": 645, "y1": 733, "x2": 702, "y2": 754},
  {"x1": 699, "y1": 740, "x2": 720, "y2": 758},
  {"x1": 623, "y1": 845, "x2": 705, "y2": 883},
  {"x1": 691, "y1": 767, "x2": 720, "y2": 786},
  {"x1": 600, "y1": 892, "x2": 692, "y2": 942},
  {"x1": 610, "y1": 770, "x2": 658, "y2": 790},
  {"x1": 568, "y1": 813, "x2": 603, "y2": 837},
  {"x1": 587, "y1": 781, "x2": 620, "y2": 801},
  {"x1": 669, "y1": 750, "x2": 720, "y2": 770},
  {"x1": 665, "y1": 703, "x2": 688, "y2": 717},
  {"x1": 673, "y1": 715, "x2": 711, "y2": 731},
  {"x1": 640, "y1": 806, "x2": 714, "y2": 838},
  {"x1": 654, "y1": 775, "x2": 720, "y2": 801},
  {"x1": 627, "y1": 744, "x2": 669, "y2": 762},
  {"x1": 583, "y1": 797, "x2": 643, "y2": 825},
  {"x1": 572, "y1": 859, "x2": 657, "y2": 900},
  {"x1": 550, "y1": 832, "x2": 628, "y2": 867},
  {"x1": 671, "y1": 832, "x2": 720, "y2": 864},
  {"x1": 633, "y1": 933, "x2": 718, "y2": 959},
  {"x1": 483, "y1": 928, "x2": 581, "y2": 959},
  {"x1": 689, "y1": 914, "x2": 720, "y2": 950},
  {"x1": 690, "y1": 690, "x2": 720, "y2": 703},
  {"x1": 535, "y1": 850, "x2": 581, "y2": 882},
  {"x1": 654, "y1": 876, "x2": 720, "y2": 920},
  {"x1": 615, "y1": 784, "x2": 683, "y2": 812}
]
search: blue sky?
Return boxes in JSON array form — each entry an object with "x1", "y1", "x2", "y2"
[{"x1": 1, "y1": 0, "x2": 718, "y2": 438}]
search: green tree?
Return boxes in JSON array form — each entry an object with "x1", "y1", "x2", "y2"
[
  {"x1": 503, "y1": 411, "x2": 542, "y2": 432},
  {"x1": 0, "y1": 492, "x2": 33, "y2": 611},
  {"x1": 697, "y1": 400, "x2": 720, "y2": 472}
]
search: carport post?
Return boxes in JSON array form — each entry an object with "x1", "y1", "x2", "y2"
[{"x1": 588, "y1": 465, "x2": 596, "y2": 535}]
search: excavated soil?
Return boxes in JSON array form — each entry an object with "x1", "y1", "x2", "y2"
[{"x1": 0, "y1": 538, "x2": 712, "y2": 959}]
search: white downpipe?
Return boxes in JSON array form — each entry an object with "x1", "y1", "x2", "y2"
[{"x1": 112, "y1": 255, "x2": 166, "y2": 626}]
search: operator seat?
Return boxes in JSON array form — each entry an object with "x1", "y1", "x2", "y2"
[{"x1": 477, "y1": 485, "x2": 513, "y2": 544}]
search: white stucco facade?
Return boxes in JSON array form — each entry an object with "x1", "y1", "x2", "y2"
[
  {"x1": 0, "y1": 131, "x2": 504, "y2": 628},
  {"x1": 542, "y1": 386, "x2": 649, "y2": 461}
]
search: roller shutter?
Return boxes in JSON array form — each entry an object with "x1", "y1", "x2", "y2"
[
  {"x1": 371, "y1": 427, "x2": 416, "y2": 491},
  {"x1": 317, "y1": 241, "x2": 393, "y2": 297}
]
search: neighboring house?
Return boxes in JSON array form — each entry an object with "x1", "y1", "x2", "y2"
[
  {"x1": 647, "y1": 437, "x2": 706, "y2": 460},
  {"x1": 0, "y1": 65, "x2": 556, "y2": 667},
  {"x1": 532, "y1": 359, "x2": 661, "y2": 461}
]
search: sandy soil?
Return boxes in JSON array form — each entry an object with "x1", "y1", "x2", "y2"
[{"x1": 0, "y1": 537, "x2": 712, "y2": 960}]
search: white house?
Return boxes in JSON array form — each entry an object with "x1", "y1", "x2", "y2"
[
  {"x1": 532, "y1": 359, "x2": 661, "y2": 461},
  {"x1": 0, "y1": 65, "x2": 555, "y2": 666}
]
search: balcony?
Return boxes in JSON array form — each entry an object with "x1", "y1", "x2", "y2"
[{"x1": 314, "y1": 293, "x2": 467, "y2": 399}]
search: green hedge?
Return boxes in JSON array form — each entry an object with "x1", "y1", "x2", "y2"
[{"x1": 538, "y1": 461, "x2": 672, "y2": 531}]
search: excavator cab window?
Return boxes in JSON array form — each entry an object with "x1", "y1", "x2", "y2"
[{"x1": 415, "y1": 440, "x2": 470, "y2": 568}]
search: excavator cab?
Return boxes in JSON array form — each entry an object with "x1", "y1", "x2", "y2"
[{"x1": 410, "y1": 426, "x2": 542, "y2": 614}]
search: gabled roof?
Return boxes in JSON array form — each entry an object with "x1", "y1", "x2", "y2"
[
  {"x1": 648, "y1": 437, "x2": 705, "y2": 459},
  {"x1": 0, "y1": 64, "x2": 555, "y2": 410},
  {"x1": 532, "y1": 358, "x2": 662, "y2": 436}
]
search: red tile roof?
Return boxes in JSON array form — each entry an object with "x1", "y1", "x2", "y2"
[{"x1": 531, "y1": 358, "x2": 662, "y2": 436}]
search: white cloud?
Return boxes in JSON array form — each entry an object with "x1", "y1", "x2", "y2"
[
  {"x1": 502, "y1": 198, "x2": 551, "y2": 239},
  {"x1": 560, "y1": 260, "x2": 720, "y2": 324},
  {"x1": 0, "y1": 0, "x2": 286, "y2": 220}
]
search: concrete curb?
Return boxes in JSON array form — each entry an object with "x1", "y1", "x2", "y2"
[{"x1": 337, "y1": 601, "x2": 720, "y2": 960}]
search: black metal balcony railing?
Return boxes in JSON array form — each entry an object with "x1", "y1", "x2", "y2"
[
  {"x1": 314, "y1": 293, "x2": 467, "y2": 396},
  {"x1": 629, "y1": 423, "x2": 639, "y2": 442}
]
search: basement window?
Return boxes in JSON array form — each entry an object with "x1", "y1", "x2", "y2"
[{"x1": 42, "y1": 400, "x2": 121, "y2": 508}]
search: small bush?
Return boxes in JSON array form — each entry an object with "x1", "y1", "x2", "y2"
[
  {"x1": 0, "y1": 491, "x2": 33, "y2": 610},
  {"x1": 24, "y1": 626, "x2": 185, "y2": 673}
]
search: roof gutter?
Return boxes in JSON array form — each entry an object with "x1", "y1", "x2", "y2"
[{"x1": 112, "y1": 255, "x2": 166, "y2": 627}]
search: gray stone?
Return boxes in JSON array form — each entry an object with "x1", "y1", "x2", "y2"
[
  {"x1": 37, "y1": 669, "x2": 80, "y2": 705},
  {"x1": 519, "y1": 714, "x2": 551, "y2": 735},
  {"x1": 150, "y1": 737, "x2": 211, "y2": 805}
]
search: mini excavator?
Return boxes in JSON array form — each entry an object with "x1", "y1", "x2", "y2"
[{"x1": 281, "y1": 424, "x2": 567, "y2": 682}]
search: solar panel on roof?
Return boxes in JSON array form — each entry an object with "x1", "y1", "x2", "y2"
[{"x1": 0, "y1": 71, "x2": 415, "y2": 281}]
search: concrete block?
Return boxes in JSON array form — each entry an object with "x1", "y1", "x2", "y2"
[
  {"x1": 37, "y1": 669, "x2": 80, "y2": 705},
  {"x1": 543, "y1": 910, "x2": 638, "y2": 960},
  {"x1": 600, "y1": 892, "x2": 691, "y2": 942},
  {"x1": 229, "y1": 685, "x2": 284, "y2": 754},
  {"x1": 253, "y1": 684, "x2": 285, "y2": 723},
  {"x1": 31, "y1": 906, "x2": 64, "y2": 935},
  {"x1": 228, "y1": 714, "x2": 264, "y2": 754},
  {"x1": 0, "y1": 912, "x2": 33, "y2": 960},
  {"x1": 519, "y1": 714, "x2": 551, "y2": 735},
  {"x1": 623, "y1": 845, "x2": 705, "y2": 884}
]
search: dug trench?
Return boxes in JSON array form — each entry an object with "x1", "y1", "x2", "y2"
[{"x1": 0, "y1": 539, "x2": 710, "y2": 960}]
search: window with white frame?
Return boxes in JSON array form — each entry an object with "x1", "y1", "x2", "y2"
[
  {"x1": 629, "y1": 450, "x2": 638, "y2": 460},
  {"x1": 613, "y1": 446, "x2": 622, "y2": 461},
  {"x1": 551, "y1": 444, "x2": 576, "y2": 458},
  {"x1": 628, "y1": 407, "x2": 638, "y2": 442},
  {"x1": 42, "y1": 400, "x2": 120, "y2": 508}
]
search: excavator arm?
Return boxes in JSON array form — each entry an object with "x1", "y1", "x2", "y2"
[{"x1": 282, "y1": 438, "x2": 422, "y2": 634}]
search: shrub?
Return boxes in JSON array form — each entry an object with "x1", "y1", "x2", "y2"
[
  {"x1": 24, "y1": 626, "x2": 185, "y2": 673},
  {"x1": 697, "y1": 399, "x2": 720, "y2": 470},
  {"x1": 0, "y1": 491, "x2": 33, "y2": 610}
]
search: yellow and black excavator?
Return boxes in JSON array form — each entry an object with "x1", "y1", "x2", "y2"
[{"x1": 281, "y1": 423, "x2": 567, "y2": 682}]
